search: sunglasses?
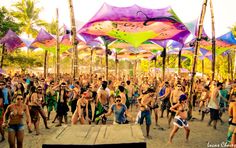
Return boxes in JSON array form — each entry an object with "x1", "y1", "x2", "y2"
[
  {"x1": 17, "y1": 98, "x2": 23, "y2": 100},
  {"x1": 177, "y1": 86, "x2": 182, "y2": 87},
  {"x1": 116, "y1": 100, "x2": 121, "y2": 103},
  {"x1": 0, "y1": 84, "x2": 5, "y2": 86}
]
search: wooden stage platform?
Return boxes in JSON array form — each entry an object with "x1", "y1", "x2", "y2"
[{"x1": 42, "y1": 124, "x2": 146, "y2": 148}]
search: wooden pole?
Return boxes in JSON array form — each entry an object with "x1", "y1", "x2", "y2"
[
  {"x1": 234, "y1": 50, "x2": 236, "y2": 79},
  {"x1": 44, "y1": 50, "x2": 48, "y2": 78},
  {"x1": 0, "y1": 44, "x2": 5, "y2": 69},
  {"x1": 90, "y1": 48, "x2": 93, "y2": 83},
  {"x1": 115, "y1": 52, "x2": 118, "y2": 79},
  {"x1": 210, "y1": 0, "x2": 216, "y2": 80},
  {"x1": 56, "y1": 8, "x2": 60, "y2": 79},
  {"x1": 105, "y1": 43, "x2": 108, "y2": 81},
  {"x1": 162, "y1": 48, "x2": 166, "y2": 81},
  {"x1": 178, "y1": 49, "x2": 182, "y2": 75},
  {"x1": 188, "y1": 0, "x2": 208, "y2": 119},
  {"x1": 202, "y1": 59, "x2": 204, "y2": 77},
  {"x1": 68, "y1": 0, "x2": 78, "y2": 79},
  {"x1": 154, "y1": 57, "x2": 157, "y2": 78},
  {"x1": 230, "y1": 52, "x2": 233, "y2": 80}
]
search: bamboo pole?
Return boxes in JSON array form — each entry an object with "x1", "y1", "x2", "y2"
[
  {"x1": 154, "y1": 57, "x2": 157, "y2": 79},
  {"x1": 230, "y1": 52, "x2": 233, "y2": 80},
  {"x1": 162, "y1": 48, "x2": 166, "y2": 81},
  {"x1": 0, "y1": 44, "x2": 5, "y2": 69},
  {"x1": 202, "y1": 59, "x2": 204, "y2": 77},
  {"x1": 56, "y1": 8, "x2": 60, "y2": 79},
  {"x1": 188, "y1": 0, "x2": 208, "y2": 119},
  {"x1": 105, "y1": 43, "x2": 108, "y2": 81},
  {"x1": 178, "y1": 49, "x2": 182, "y2": 75},
  {"x1": 90, "y1": 48, "x2": 93, "y2": 83},
  {"x1": 44, "y1": 50, "x2": 48, "y2": 78},
  {"x1": 210, "y1": 0, "x2": 216, "y2": 80},
  {"x1": 68, "y1": 0, "x2": 78, "y2": 79},
  {"x1": 115, "y1": 52, "x2": 118, "y2": 79},
  {"x1": 234, "y1": 50, "x2": 236, "y2": 79}
]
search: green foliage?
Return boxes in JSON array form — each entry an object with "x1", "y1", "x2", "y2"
[
  {"x1": 11, "y1": 0, "x2": 46, "y2": 37},
  {"x1": 0, "y1": 6, "x2": 21, "y2": 38},
  {"x1": 3, "y1": 50, "x2": 43, "y2": 69}
]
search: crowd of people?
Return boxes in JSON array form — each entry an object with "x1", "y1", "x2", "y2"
[{"x1": 0, "y1": 72, "x2": 235, "y2": 147}]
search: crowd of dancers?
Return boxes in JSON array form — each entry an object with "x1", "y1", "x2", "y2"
[{"x1": 0, "y1": 72, "x2": 235, "y2": 148}]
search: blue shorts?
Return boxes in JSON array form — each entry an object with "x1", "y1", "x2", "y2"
[
  {"x1": 138, "y1": 110, "x2": 151, "y2": 126},
  {"x1": 8, "y1": 124, "x2": 24, "y2": 132},
  {"x1": 173, "y1": 116, "x2": 188, "y2": 128}
]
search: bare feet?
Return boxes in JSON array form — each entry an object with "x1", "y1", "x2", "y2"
[{"x1": 168, "y1": 140, "x2": 172, "y2": 144}]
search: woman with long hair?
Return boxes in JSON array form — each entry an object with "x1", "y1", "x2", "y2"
[{"x1": 3, "y1": 94, "x2": 31, "y2": 148}]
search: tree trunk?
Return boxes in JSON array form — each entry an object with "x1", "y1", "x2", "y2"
[
  {"x1": 210, "y1": 0, "x2": 216, "y2": 80},
  {"x1": 178, "y1": 49, "x2": 182, "y2": 75},
  {"x1": 0, "y1": 44, "x2": 5, "y2": 69},
  {"x1": 44, "y1": 50, "x2": 48, "y2": 78},
  {"x1": 68, "y1": 0, "x2": 78, "y2": 79},
  {"x1": 188, "y1": 0, "x2": 208, "y2": 119},
  {"x1": 162, "y1": 48, "x2": 166, "y2": 81},
  {"x1": 56, "y1": 8, "x2": 60, "y2": 79}
]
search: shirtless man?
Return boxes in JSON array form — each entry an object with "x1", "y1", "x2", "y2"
[
  {"x1": 168, "y1": 83, "x2": 184, "y2": 128},
  {"x1": 126, "y1": 80, "x2": 134, "y2": 110},
  {"x1": 159, "y1": 82, "x2": 171, "y2": 118},
  {"x1": 137, "y1": 88, "x2": 155, "y2": 138},
  {"x1": 227, "y1": 91, "x2": 236, "y2": 144},
  {"x1": 95, "y1": 81, "x2": 109, "y2": 124}
]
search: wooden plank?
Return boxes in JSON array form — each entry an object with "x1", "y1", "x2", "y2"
[
  {"x1": 95, "y1": 124, "x2": 145, "y2": 145},
  {"x1": 43, "y1": 124, "x2": 146, "y2": 148},
  {"x1": 82, "y1": 125, "x2": 101, "y2": 145}
]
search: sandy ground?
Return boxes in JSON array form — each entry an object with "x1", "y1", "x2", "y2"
[{"x1": 0, "y1": 107, "x2": 229, "y2": 148}]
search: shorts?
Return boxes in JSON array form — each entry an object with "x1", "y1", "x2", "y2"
[
  {"x1": 138, "y1": 110, "x2": 151, "y2": 126},
  {"x1": 227, "y1": 124, "x2": 236, "y2": 143},
  {"x1": 8, "y1": 124, "x2": 24, "y2": 132},
  {"x1": 161, "y1": 99, "x2": 171, "y2": 111},
  {"x1": 151, "y1": 102, "x2": 159, "y2": 109},
  {"x1": 210, "y1": 108, "x2": 219, "y2": 120},
  {"x1": 173, "y1": 116, "x2": 189, "y2": 128}
]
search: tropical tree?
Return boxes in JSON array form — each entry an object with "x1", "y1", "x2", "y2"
[
  {"x1": 0, "y1": 6, "x2": 22, "y2": 68},
  {"x1": 0, "y1": 6, "x2": 21, "y2": 38},
  {"x1": 11, "y1": 0, "x2": 46, "y2": 38}
]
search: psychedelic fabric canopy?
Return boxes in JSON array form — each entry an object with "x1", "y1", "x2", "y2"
[
  {"x1": 0, "y1": 29, "x2": 26, "y2": 52},
  {"x1": 78, "y1": 3, "x2": 190, "y2": 48}
]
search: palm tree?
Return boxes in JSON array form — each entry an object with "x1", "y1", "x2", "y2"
[{"x1": 11, "y1": 0, "x2": 46, "y2": 38}]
